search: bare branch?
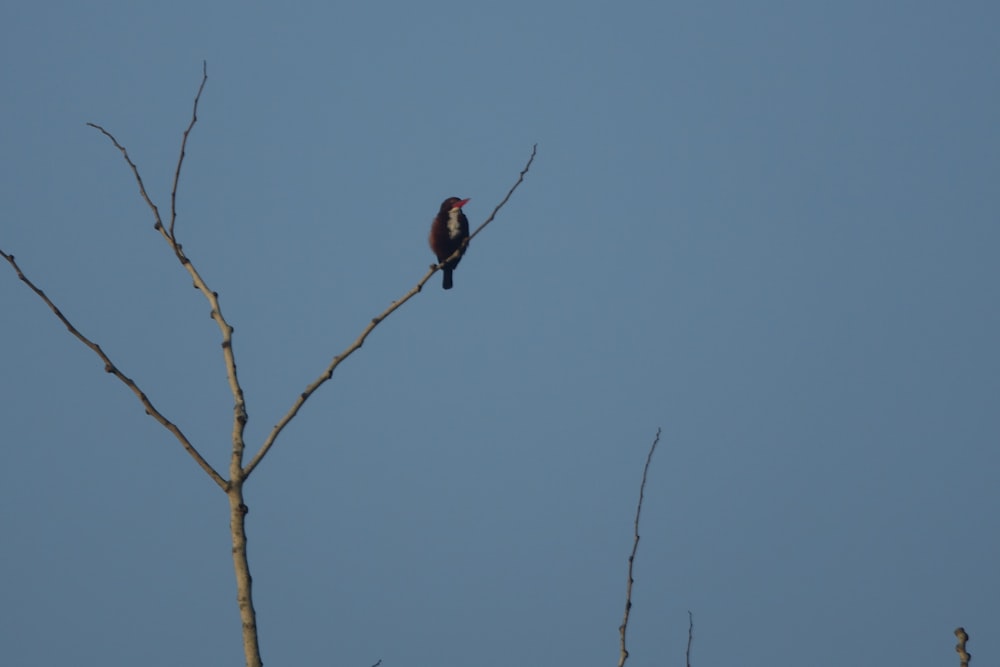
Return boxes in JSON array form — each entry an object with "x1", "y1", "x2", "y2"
[
  {"x1": 85, "y1": 122, "x2": 164, "y2": 227},
  {"x1": 686, "y1": 610, "x2": 694, "y2": 667},
  {"x1": 1, "y1": 249, "x2": 227, "y2": 490},
  {"x1": 242, "y1": 144, "x2": 538, "y2": 479},
  {"x1": 170, "y1": 60, "x2": 208, "y2": 240},
  {"x1": 88, "y1": 66, "x2": 250, "y2": 482},
  {"x1": 618, "y1": 427, "x2": 662, "y2": 667},
  {"x1": 469, "y1": 143, "x2": 537, "y2": 243}
]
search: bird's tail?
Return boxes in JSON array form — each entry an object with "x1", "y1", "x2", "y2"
[{"x1": 442, "y1": 268, "x2": 454, "y2": 290}]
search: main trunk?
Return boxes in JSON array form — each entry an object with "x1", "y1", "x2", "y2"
[{"x1": 228, "y1": 483, "x2": 263, "y2": 667}]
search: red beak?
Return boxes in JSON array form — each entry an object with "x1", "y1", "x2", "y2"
[{"x1": 454, "y1": 198, "x2": 470, "y2": 209}]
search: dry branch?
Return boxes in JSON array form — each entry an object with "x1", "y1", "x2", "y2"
[
  {"x1": 84, "y1": 63, "x2": 261, "y2": 666},
  {"x1": 170, "y1": 61, "x2": 208, "y2": 240},
  {"x1": 0, "y1": 249, "x2": 226, "y2": 489},
  {"x1": 618, "y1": 427, "x2": 662, "y2": 667},
  {"x1": 86, "y1": 63, "x2": 250, "y2": 484},
  {"x1": 686, "y1": 610, "x2": 694, "y2": 667}
]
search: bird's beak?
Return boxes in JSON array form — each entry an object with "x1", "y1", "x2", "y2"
[{"x1": 454, "y1": 198, "x2": 470, "y2": 209}]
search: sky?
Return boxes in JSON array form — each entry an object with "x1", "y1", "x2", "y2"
[{"x1": 1, "y1": 1, "x2": 998, "y2": 665}]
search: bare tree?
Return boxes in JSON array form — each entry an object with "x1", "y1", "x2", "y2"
[{"x1": 1, "y1": 63, "x2": 535, "y2": 667}]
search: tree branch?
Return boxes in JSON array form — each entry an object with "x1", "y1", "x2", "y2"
[
  {"x1": 0, "y1": 249, "x2": 227, "y2": 489},
  {"x1": 170, "y1": 60, "x2": 208, "y2": 241},
  {"x1": 618, "y1": 426, "x2": 662, "y2": 667},
  {"x1": 686, "y1": 610, "x2": 694, "y2": 667},
  {"x1": 468, "y1": 144, "x2": 537, "y2": 243},
  {"x1": 242, "y1": 144, "x2": 538, "y2": 480},
  {"x1": 87, "y1": 63, "x2": 250, "y2": 484}
]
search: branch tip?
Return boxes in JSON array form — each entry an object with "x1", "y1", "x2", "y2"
[{"x1": 618, "y1": 427, "x2": 663, "y2": 667}]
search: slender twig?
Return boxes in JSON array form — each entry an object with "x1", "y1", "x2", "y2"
[
  {"x1": 955, "y1": 627, "x2": 970, "y2": 667},
  {"x1": 170, "y1": 60, "x2": 208, "y2": 240},
  {"x1": 468, "y1": 144, "x2": 537, "y2": 243},
  {"x1": 618, "y1": 427, "x2": 662, "y2": 667},
  {"x1": 85, "y1": 123, "x2": 162, "y2": 228},
  {"x1": 242, "y1": 144, "x2": 537, "y2": 479},
  {"x1": 686, "y1": 611, "x2": 694, "y2": 667},
  {"x1": 1, "y1": 249, "x2": 227, "y2": 489}
]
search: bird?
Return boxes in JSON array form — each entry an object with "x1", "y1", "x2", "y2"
[{"x1": 429, "y1": 196, "x2": 470, "y2": 290}]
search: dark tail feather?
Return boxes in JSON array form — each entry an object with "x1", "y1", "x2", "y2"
[{"x1": 442, "y1": 268, "x2": 454, "y2": 290}]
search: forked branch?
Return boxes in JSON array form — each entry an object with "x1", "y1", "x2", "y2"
[
  {"x1": 4, "y1": 64, "x2": 243, "y2": 490},
  {"x1": 87, "y1": 63, "x2": 250, "y2": 480}
]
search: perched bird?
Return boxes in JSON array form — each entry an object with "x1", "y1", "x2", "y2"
[{"x1": 429, "y1": 196, "x2": 470, "y2": 290}]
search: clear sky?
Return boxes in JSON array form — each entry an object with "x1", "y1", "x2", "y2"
[{"x1": 2, "y1": 1, "x2": 997, "y2": 665}]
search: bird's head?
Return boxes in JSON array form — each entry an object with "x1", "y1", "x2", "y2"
[{"x1": 440, "y1": 197, "x2": 470, "y2": 214}]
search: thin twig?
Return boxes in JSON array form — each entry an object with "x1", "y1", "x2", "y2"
[
  {"x1": 468, "y1": 144, "x2": 537, "y2": 243},
  {"x1": 242, "y1": 144, "x2": 537, "y2": 479},
  {"x1": 1, "y1": 249, "x2": 227, "y2": 489},
  {"x1": 85, "y1": 123, "x2": 163, "y2": 226},
  {"x1": 170, "y1": 60, "x2": 208, "y2": 240},
  {"x1": 618, "y1": 427, "x2": 662, "y2": 667},
  {"x1": 686, "y1": 610, "x2": 694, "y2": 667}
]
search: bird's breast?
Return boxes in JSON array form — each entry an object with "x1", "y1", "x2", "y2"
[{"x1": 446, "y1": 209, "x2": 464, "y2": 239}]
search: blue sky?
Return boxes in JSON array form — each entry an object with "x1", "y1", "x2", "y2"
[{"x1": 2, "y1": 1, "x2": 997, "y2": 665}]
